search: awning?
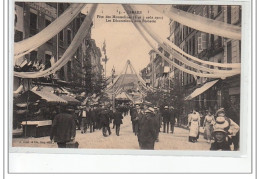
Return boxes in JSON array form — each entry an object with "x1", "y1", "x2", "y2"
[
  {"x1": 185, "y1": 80, "x2": 219, "y2": 100},
  {"x1": 14, "y1": 90, "x2": 67, "y2": 104},
  {"x1": 32, "y1": 90, "x2": 67, "y2": 104},
  {"x1": 116, "y1": 92, "x2": 131, "y2": 100},
  {"x1": 60, "y1": 95, "x2": 80, "y2": 105}
]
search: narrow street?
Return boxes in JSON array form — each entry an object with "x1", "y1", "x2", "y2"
[{"x1": 13, "y1": 114, "x2": 211, "y2": 150}]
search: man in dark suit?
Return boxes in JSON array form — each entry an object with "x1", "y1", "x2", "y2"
[
  {"x1": 100, "y1": 106, "x2": 111, "y2": 137},
  {"x1": 137, "y1": 107, "x2": 157, "y2": 150},
  {"x1": 169, "y1": 106, "x2": 176, "y2": 134},
  {"x1": 113, "y1": 108, "x2": 123, "y2": 136},
  {"x1": 50, "y1": 107, "x2": 76, "y2": 148},
  {"x1": 162, "y1": 106, "x2": 170, "y2": 133}
]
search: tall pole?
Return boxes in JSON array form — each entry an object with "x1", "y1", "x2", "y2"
[{"x1": 56, "y1": 3, "x2": 59, "y2": 66}]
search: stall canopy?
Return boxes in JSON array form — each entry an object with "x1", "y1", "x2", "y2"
[
  {"x1": 116, "y1": 92, "x2": 131, "y2": 101},
  {"x1": 14, "y1": 90, "x2": 67, "y2": 104},
  {"x1": 184, "y1": 80, "x2": 219, "y2": 100},
  {"x1": 60, "y1": 95, "x2": 80, "y2": 105}
]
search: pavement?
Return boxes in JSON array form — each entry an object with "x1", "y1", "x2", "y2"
[{"x1": 12, "y1": 114, "x2": 211, "y2": 150}]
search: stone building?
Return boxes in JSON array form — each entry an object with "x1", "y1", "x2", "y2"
[
  {"x1": 168, "y1": 5, "x2": 241, "y2": 124},
  {"x1": 14, "y1": 2, "x2": 102, "y2": 91}
]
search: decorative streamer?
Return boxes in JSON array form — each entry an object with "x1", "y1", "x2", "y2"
[
  {"x1": 14, "y1": 4, "x2": 85, "y2": 60},
  {"x1": 129, "y1": 4, "x2": 240, "y2": 73},
  {"x1": 14, "y1": 4, "x2": 98, "y2": 78},
  {"x1": 150, "y1": 5, "x2": 241, "y2": 40},
  {"x1": 122, "y1": 5, "x2": 239, "y2": 79}
]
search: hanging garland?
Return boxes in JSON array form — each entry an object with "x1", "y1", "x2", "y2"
[
  {"x1": 14, "y1": 4, "x2": 98, "y2": 79},
  {"x1": 14, "y1": 4, "x2": 86, "y2": 60},
  {"x1": 150, "y1": 5, "x2": 241, "y2": 40}
]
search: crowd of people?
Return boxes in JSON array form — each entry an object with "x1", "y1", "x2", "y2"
[
  {"x1": 49, "y1": 101, "x2": 240, "y2": 151},
  {"x1": 187, "y1": 108, "x2": 240, "y2": 151}
]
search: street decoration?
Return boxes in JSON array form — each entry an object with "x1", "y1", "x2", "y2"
[
  {"x1": 151, "y1": 5, "x2": 241, "y2": 40},
  {"x1": 14, "y1": 4, "x2": 98, "y2": 78},
  {"x1": 14, "y1": 4, "x2": 85, "y2": 60},
  {"x1": 123, "y1": 4, "x2": 240, "y2": 79}
]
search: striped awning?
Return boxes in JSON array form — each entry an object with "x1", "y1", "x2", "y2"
[
  {"x1": 31, "y1": 90, "x2": 67, "y2": 104},
  {"x1": 184, "y1": 80, "x2": 219, "y2": 100},
  {"x1": 60, "y1": 95, "x2": 80, "y2": 105}
]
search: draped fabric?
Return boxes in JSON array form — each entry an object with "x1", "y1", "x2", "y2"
[
  {"x1": 106, "y1": 60, "x2": 152, "y2": 93},
  {"x1": 138, "y1": 20, "x2": 240, "y2": 74},
  {"x1": 14, "y1": 4, "x2": 98, "y2": 78},
  {"x1": 150, "y1": 5, "x2": 241, "y2": 40},
  {"x1": 128, "y1": 5, "x2": 240, "y2": 74},
  {"x1": 123, "y1": 5, "x2": 239, "y2": 79},
  {"x1": 14, "y1": 4, "x2": 86, "y2": 60}
]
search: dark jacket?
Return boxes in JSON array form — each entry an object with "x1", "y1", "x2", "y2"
[
  {"x1": 100, "y1": 110, "x2": 110, "y2": 126},
  {"x1": 50, "y1": 113, "x2": 76, "y2": 143},
  {"x1": 210, "y1": 141, "x2": 231, "y2": 151},
  {"x1": 113, "y1": 111, "x2": 123, "y2": 125},
  {"x1": 130, "y1": 108, "x2": 138, "y2": 121},
  {"x1": 162, "y1": 110, "x2": 170, "y2": 122},
  {"x1": 138, "y1": 112, "x2": 157, "y2": 143},
  {"x1": 169, "y1": 109, "x2": 176, "y2": 124}
]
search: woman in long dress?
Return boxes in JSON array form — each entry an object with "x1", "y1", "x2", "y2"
[
  {"x1": 187, "y1": 109, "x2": 200, "y2": 143},
  {"x1": 203, "y1": 110, "x2": 215, "y2": 143}
]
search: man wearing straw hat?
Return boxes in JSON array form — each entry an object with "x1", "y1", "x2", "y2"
[{"x1": 214, "y1": 108, "x2": 240, "y2": 150}]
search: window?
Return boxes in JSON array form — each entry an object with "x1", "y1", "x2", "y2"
[
  {"x1": 67, "y1": 29, "x2": 72, "y2": 45},
  {"x1": 59, "y1": 67, "x2": 65, "y2": 80},
  {"x1": 67, "y1": 61, "x2": 72, "y2": 80},
  {"x1": 44, "y1": 54, "x2": 52, "y2": 69},
  {"x1": 59, "y1": 30, "x2": 64, "y2": 46},
  {"x1": 192, "y1": 36, "x2": 196, "y2": 55},
  {"x1": 14, "y1": 30, "x2": 23, "y2": 42},
  {"x1": 227, "y1": 6, "x2": 231, "y2": 24},
  {"x1": 45, "y1": 18, "x2": 51, "y2": 27},
  {"x1": 30, "y1": 11, "x2": 38, "y2": 35},
  {"x1": 227, "y1": 41, "x2": 232, "y2": 63},
  {"x1": 217, "y1": 5, "x2": 222, "y2": 14},
  {"x1": 30, "y1": 51, "x2": 37, "y2": 63}
]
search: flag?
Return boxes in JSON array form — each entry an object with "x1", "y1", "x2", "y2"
[
  {"x1": 111, "y1": 66, "x2": 115, "y2": 83},
  {"x1": 102, "y1": 40, "x2": 106, "y2": 54}
]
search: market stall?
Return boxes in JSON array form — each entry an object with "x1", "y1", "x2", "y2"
[{"x1": 13, "y1": 90, "x2": 67, "y2": 137}]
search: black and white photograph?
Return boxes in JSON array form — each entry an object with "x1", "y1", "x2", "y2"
[{"x1": 12, "y1": 2, "x2": 243, "y2": 152}]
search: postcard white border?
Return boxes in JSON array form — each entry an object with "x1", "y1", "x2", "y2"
[{"x1": 6, "y1": 0, "x2": 255, "y2": 174}]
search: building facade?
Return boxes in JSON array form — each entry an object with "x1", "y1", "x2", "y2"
[
  {"x1": 141, "y1": 5, "x2": 241, "y2": 125},
  {"x1": 169, "y1": 5, "x2": 241, "y2": 123},
  {"x1": 14, "y1": 2, "x2": 102, "y2": 92}
]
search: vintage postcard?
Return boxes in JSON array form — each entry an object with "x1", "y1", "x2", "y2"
[{"x1": 12, "y1": 1, "x2": 246, "y2": 153}]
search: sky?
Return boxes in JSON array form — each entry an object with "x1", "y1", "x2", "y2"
[{"x1": 81, "y1": 4, "x2": 170, "y2": 77}]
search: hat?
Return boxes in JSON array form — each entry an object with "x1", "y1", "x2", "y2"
[
  {"x1": 164, "y1": 106, "x2": 168, "y2": 109},
  {"x1": 215, "y1": 108, "x2": 225, "y2": 116},
  {"x1": 214, "y1": 118, "x2": 229, "y2": 131},
  {"x1": 148, "y1": 107, "x2": 154, "y2": 112},
  {"x1": 213, "y1": 128, "x2": 227, "y2": 134}
]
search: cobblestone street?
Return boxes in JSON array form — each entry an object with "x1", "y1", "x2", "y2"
[{"x1": 13, "y1": 114, "x2": 211, "y2": 150}]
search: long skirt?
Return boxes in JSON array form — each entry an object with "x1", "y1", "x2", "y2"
[{"x1": 189, "y1": 121, "x2": 199, "y2": 138}]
